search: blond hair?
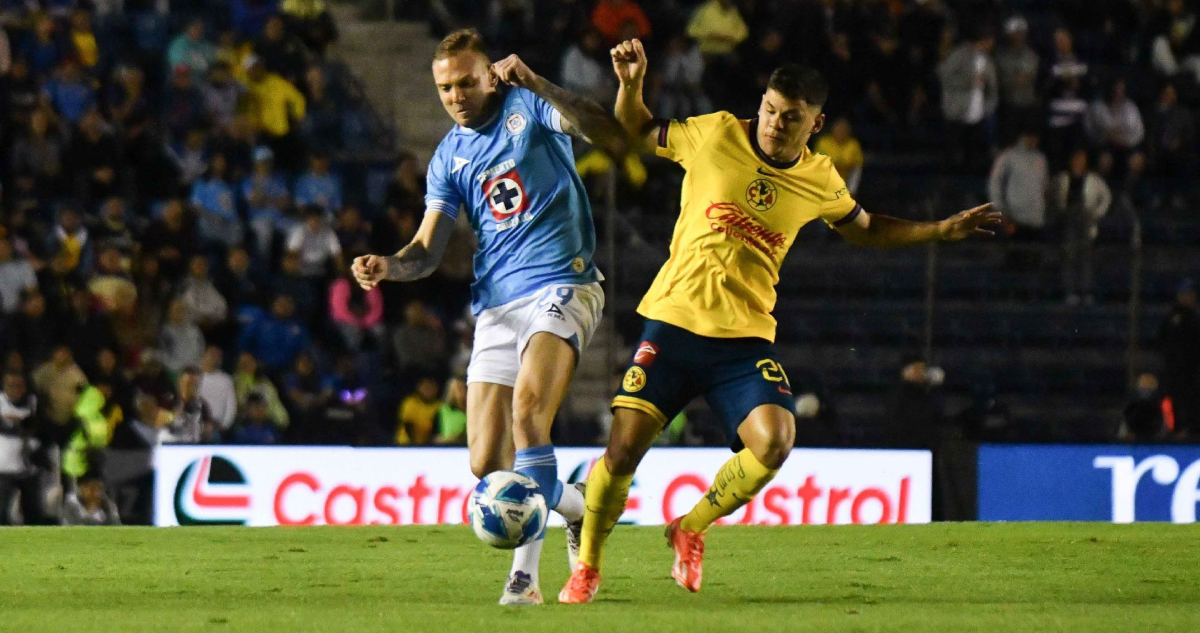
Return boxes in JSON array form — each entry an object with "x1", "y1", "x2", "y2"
[{"x1": 433, "y1": 28, "x2": 488, "y2": 62}]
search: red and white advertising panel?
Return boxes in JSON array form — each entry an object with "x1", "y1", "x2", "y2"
[{"x1": 154, "y1": 446, "x2": 931, "y2": 527}]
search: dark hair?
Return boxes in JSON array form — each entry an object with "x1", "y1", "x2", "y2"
[
  {"x1": 434, "y1": 28, "x2": 488, "y2": 62},
  {"x1": 767, "y1": 64, "x2": 829, "y2": 108}
]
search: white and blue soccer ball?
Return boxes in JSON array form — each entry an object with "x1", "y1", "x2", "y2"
[{"x1": 467, "y1": 471, "x2": 547, "y2": 549}]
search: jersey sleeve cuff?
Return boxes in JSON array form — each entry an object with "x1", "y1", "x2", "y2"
[
  {"x1": 550, "y1": 108, "x2": 565, "y2": 134},
  {"x1": 426, "y1": 198, "x2": 459, "y2": 219},
  {"x1": 831, "y1": 203, "x2": 863, "y2": 227},
  {"x1": 652, "y1": 118, "x2": 670, "y2": 148}
]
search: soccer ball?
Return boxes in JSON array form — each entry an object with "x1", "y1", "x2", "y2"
[{"x1": 467, "y1": 471, "x2": 547, "y2": 549}]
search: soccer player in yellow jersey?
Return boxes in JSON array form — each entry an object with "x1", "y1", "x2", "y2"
[{"x1": 558, "y1": 39, "x2": 1002, "y2": 603}]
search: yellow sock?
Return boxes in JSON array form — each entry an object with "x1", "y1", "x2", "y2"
[
  {"x1": 578, "y1": 456, "x2": 633, "y2": 570},
  {"x1": 679, "y1": 449, "x2": 778, "y2": 533}
]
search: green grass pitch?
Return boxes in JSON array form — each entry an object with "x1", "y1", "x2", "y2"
[{"x1": 3, "y1": 523, "x2": 1199, "y2": 632}]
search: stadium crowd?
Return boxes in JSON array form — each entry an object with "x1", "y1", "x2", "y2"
[{"x1": 3, "y1": 0, "x2": 1200, "y2": 524}]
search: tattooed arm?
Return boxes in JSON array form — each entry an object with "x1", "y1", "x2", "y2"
[{"x1": 351, "y1": 210, "x2": 456, "y2": 288}]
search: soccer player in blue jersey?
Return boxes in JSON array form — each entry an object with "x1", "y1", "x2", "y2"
[{"x1": 351, "y1": 29, "x2": 629, "y2": 605}]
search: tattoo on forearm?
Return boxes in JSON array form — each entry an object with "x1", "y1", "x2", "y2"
[
  {"x1": 384, "y1": 243, "x2": 433, "y2": 281},
  {"x1": 536, "y1": 78, "x2": 622, "y2": 144}
]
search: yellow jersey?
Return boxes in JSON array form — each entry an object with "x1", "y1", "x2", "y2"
[{"x1": 639, "y1": 112, "x2": 861, "y2": 342}]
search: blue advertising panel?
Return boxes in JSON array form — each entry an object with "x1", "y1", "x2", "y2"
[{"x1": 978, "y1": 444, "x2": 1200, "y2": 523}]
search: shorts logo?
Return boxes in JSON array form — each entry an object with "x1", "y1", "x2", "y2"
[
  {"x1": 483, "y1": 169, "x2": 530, "y2": 228},
  {"x1": 746, "y1": 179, "x2": 777, "y2": 212},
  {"x1": 623, "y1": 367, "x2": 647, "y2": 393},
  {"x1": 545, "y1": 304, "x2": 565, "y2": 320},
  {"x1": 505, "y1": 112, "x2": 527, "y2": 136},
  {"x1": 633, "y1": 342, "x2": 659, "y2": 366}
]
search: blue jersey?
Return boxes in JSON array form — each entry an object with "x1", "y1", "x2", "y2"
[{"x1": 425, "y1": 87, "x2": 601, "y2": 314}]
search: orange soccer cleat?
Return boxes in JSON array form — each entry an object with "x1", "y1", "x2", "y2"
[
  {"x1": 557, "y1": 562, "x2": 602, "y2": 604},
  {"x1": 665, "y1": 518, "x2": 705, "y2": 592}
]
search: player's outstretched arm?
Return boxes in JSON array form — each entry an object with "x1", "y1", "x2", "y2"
[
  {"x1": 351, "y1": 210, "x2": 455, "y2": 289},
  {"x1": 836, "y1": 203, "x2": 1003, "y2": 248},
  {"x1": 611, "y1": 38, "x2": 656, "y2": 152},
  {"x1": 491, "y1": 54, "x2": 629, "y2": 156}
]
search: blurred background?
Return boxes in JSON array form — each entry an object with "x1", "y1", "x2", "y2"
[{"x1": 2, "y1": 0, "x2": 1199, "y2": 524}]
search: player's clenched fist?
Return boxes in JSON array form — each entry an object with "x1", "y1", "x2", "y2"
[
  {"x1": 610, "y1": 38, "x2": 647, "y2": 86},
  {"x1": 491, "y1": 54, "x2": 539, "y2": 88},
  {"x1": 351, "y1": 254, "x2": 388, "y2": 290}
]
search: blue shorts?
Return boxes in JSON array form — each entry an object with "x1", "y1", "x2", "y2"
[{"x1": 612, "y1": 319, "x2": 795, "y2": 450}]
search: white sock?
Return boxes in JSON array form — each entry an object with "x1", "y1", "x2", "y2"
[
  {"x1": 509, "y1": 538, "x2": 543, "y2": 589},
  {"x1": 554, "y1": 481, "x2": 585, "y2": 523}
]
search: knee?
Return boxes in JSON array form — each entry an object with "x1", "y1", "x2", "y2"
[
  {"x1": 604, "y1": 441, "x2": 642, "y2": 476},
  {"x1": 603, "y1": 408, "x2": 660, "y2": 476},
  {"x1": 744, "y1": 410, "x2": 795, "y2": 469}
]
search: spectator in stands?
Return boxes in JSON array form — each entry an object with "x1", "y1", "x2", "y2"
[
  {"x1": 32, "y1": 344, "x2": 87, "y2": 443},
  {"x1": 141, "y1": 199, "x2": 195, "y2": 280},
  {"x1": 64, "y1": 108, "x2": 119, "y2": 206},
  {"x1": 485, "y1": 0, "x2": 537, "y2": 61},
  {"x1": 64, "y1": 287, "x2": 116, "y2": 367},
  {"x1": 294, "y1": 153, "x2": 342, "y2": 216},
  {"x1": 814, "y1": 118, "x2": 864, "y2": 196},
  {"x1": 0, "y1": 22, "x2": 9, "y2": 76},
  {"x1": 1158, "y1": 279, "x2": 1200, "y2": 437},
  {"x1": 233, "y1": 352, "x2": 290, "y2": 428},
  {"x1": 994, "y1": 16, "x2": 1040, "y2": 136},
  {"x1": 61, "y1": 471, "x2": 120, "y2": 526},
  {"x1": 167, "y1": 18, "x2": 216, "y2": 78},
  {"x1": 1047, "y1": 27, "x2": 1088, "y2": 86},
  {"x1": 988, "y1": 130, "x2": 1049, "y2": 239},
  {"x1": 171, "y1": 127, "x2": 210, "y2": 188},
  {"x1": 314, "y1": 355, "x2": 369, "y2": 445},
  {"x1": 862, "y1": 28, "x2": 921, "y2": 132},
  {"x1": 9, "y1": 291, "x2": 56, "y2": 368},
  {"x1": 1052, "y1": 149, "x2": 1111, "y2": 306},
  {"x1": 1045, "y1": 76, "x2": 1088, "y2": 166},
  {"x1": 159, "y1": 300, "x2": 206, "y2": 375},
  {"x1": 334, "y1": 207, "x2": 371, "y2": 256},
  {"x1": 1150, "y1": 0, "x2": 1200, "y2": 84},
  {"x1": 231, "y1": 0, "x2": 281, "y2": 40},
  {"x1": 883, "y1": 355, "x2": 943, "y2": 449},
  {"x1": 241, "y1": 55, "x2": 306, "y2": 169},
  {"x1": 43, "y1": 57, "x2": 95, "y2": 125},
  {"x1": 199, "y1": 346, "x2": 238, "y2": 431},
  {"x1": 94, "y1": 197, "x2": 137, "y2": 257},
  {"x1": 216, "y1": 246, "x2": 266, "y2": 311},
  {"x1": 391, "y1": 301, "x2": 447, "y2": 381},
  {"x1": 1085, "y1": 79, "x2": 1145, "y2": 184},
  {"x1": 203, "y1": 61, "x2": 244, "y2": 130},
  {"x1": 168, "y1": 367, "x2": 215, "y2": 443},
  {"x1": 688, "y1": 0, "x2": 746, "y2": 108},
  {"x1": 561, "y1": 29, "x2": 615, "y2": 107},
  {"x1": 656, "y1": 33, "x2": 708, "y2": 120},
  {"x1": 434, "y1": 376, "x2": 467, "y2": 444},
  {"x1": 88, "y1": 246, "x2": 136, "y2": 315},
  {"x1": 11, "y1": 108, "x2": 64, "y2": 195},
  {"x1": 396, "y1": 376, "x2": 441, "y2": 445},
  {"x1": 231, "y1": 392, "x2": 282, "y2": 444},
  {"x1": 0, "y1": 371, "x2": 35, "y2": 525},
  {"x1": 282, "y1": 0, "x2": 339, "y2": 54},
  {"x1": 937, "y1": 29, "x2": 998, "y2": 172},
  {"x1": 107, "y1": 66, "x2": 149, "y2": 127},
  {"x1": 191, "y1": 152, "x2": 244, "y2": 249},
  {"x1": 257, "y1": 14, "x2": 308, "y2": 85},
  {"x1": 287, "y1": 205, "x2": 343, "y2": 278},
  {"x1": 1147, "y1": 83, "x2": 1195, "y2": 198},
  {"x1": 282, "y1": 351, "x2": 329, "y2": 430},
  {"x1": 383, "y1": 153, "x2": 425, "y2": 220},
  {"x1": 242, "y1": 146, "x2": 291, "y2": 262},
  {"x1": 238, "y1": 295, "x2": 310, "y2": 372},
  {"x1": 591, "y1": 0, "x2": 651, "y2": 45},
  {"x1": 36, "y1": 251, "x2": 80, "y2": 321},
  {"x1": 329, "y1": 272, "x2": 384, "y2": 352},
  {"x1": 176, "y1": 255, "x2": 229, "y2": 334},
  {"x1": 274, "y1": 250, "x2": 319, "y2": 323},
  {"x1": 89, "y1": 348, "x2": 131, "y2": 414},
  {"x1": 0, "y1": 236, "x2": 37, "y2": 316},
  {"x1": 20, "y1": 14, "x2": 64, "y2": 77},
  {"x1": 162, "y1": 65, "x2": 208, "y2": 143},
  {"x1": 1121, "y1": 373, "x2": 1170, "y2": 441}
]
